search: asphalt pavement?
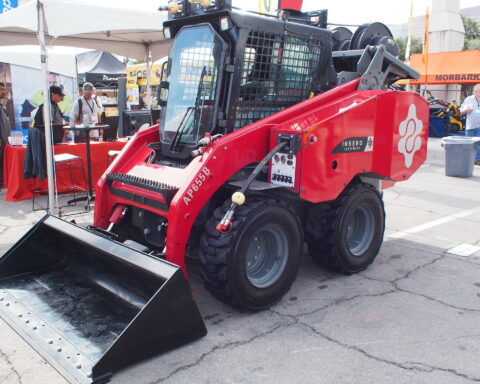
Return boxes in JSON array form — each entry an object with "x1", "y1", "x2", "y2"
[{"x1": 0, "y1": 137, "x2": 479, "y2": 384}]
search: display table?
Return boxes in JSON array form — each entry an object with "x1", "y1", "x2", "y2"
[
  {"x1": 65, "y1": 125, "x2": 110, "y2": 204},
  {"x1": 3, "y1": 139, "x2": 127, "y2": 202}
]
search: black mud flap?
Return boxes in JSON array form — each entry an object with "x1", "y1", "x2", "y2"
[{"x1": 0, "y1": 215, "x2": 207, "y2": 384}]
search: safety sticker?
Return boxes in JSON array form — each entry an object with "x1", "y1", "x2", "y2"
[{"x1": 331, "y1": 136, "x2": 374, "y2": 154}]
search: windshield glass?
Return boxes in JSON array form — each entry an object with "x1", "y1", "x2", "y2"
[{"x1": 161, "y1": 25, "x2": 223, "y2": 146}]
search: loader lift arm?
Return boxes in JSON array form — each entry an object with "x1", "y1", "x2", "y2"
[{"x1": 334, "y1": 44, "x2": 420, "y2": 90}]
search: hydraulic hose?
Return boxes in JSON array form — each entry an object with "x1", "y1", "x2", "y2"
[{"x1": 216, "y1": 141, "x2": 287, "y2": 233}]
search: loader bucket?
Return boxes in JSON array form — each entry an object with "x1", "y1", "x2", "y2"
[{"x1": 0, "y1": 215, "x2": 207, "y2": 384}]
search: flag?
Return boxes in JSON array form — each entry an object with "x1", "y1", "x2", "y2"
[
  {"x1": 405, "y1": 0, "x2": 414, "y2": 62},
  {"x1": 259, "y1": 0, "x2": 276, "y2": 14},
  {"x1": 422, "y1": 7, "x2": 430, "y2": 65},
  {"x1": 278, "y1": 0, "x2": 303, "y2": 11}
]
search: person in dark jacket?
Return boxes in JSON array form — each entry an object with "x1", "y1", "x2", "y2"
[
  {"x1": 33, "y1": 85, "x2": 65, "y2": 144},
  {"x1": 0, "y1": 82, "x2": 11, "y2": 188}
]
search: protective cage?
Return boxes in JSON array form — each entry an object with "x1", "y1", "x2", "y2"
[
  {"x1": 163, "y1": 8, "x2": 336, "y2": 142},
  {"x1": 0, "y1": 215, "x2": 207, "y2": 384},
  {"x1": 233, "y1": 29, "x2": 328, "y2": 129}
]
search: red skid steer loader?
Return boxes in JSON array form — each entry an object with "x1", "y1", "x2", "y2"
[{"x1": 0, "y1": 1, "x2": 429, "y2": 383}]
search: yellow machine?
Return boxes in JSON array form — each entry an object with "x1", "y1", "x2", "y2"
[
  {"x1": 426, "y1": 90, "x2": 464, "y2": 134},
  {"x1": 126, "y1": 60, "x2": 167, "y2": 108}
]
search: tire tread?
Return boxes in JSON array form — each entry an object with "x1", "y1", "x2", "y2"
[
  {"x1": 306, "y1": 182, "x2": 385, "y2": 274},
  {"x1": 198, "y1": 198, "x2": 302, "y2": 308}
]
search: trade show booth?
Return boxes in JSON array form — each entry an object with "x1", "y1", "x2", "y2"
[
  {"x1": 77, "y1": 51, "x2": 126, "y2": 140},
  {"x1": 408, "y1": 50, "x2": 480, "y2": 137}
]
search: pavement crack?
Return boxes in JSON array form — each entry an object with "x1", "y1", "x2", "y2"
[
  {"x1": 299, "y1": 323, "x2": 480, "y2": 382},
  {"x1": 359, "y1": 254, "x2": 444, "y2": 285},
  {"x1": 0, "y1": 349, "x2": 23, "y2": 384},
  {"x1": 386, "y1": 251, "x2": 480, "y2": 312},
  {"x1": 393, "y1": 254, "x2": 445, "y2": 283},
  {"x1": 401, "y1": 361, "x2": 480, "y2": 382},
  {"x1": 272, "y1": 289, "x2": 397, "y2": 318},
  {"x1": 149, "y1": 322, "x2": 295, "y2": 384},
  {"x1": 444, "y1": 254, "x2": 480, "y2": 266},
  {"x1": 358, "y1": 273, "x2": 392, "y2": 283},
  {"x1": 393, "y1": 285, "x2": 480, "y2": 313}
]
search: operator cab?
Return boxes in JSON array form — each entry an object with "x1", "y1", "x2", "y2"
[{"x1": 158, "y1": 0, "x2": 336, "y2": 160}]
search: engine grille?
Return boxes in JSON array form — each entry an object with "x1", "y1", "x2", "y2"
[{"x1": 106, "y1": 173, "x2": 178, "y2": 205}]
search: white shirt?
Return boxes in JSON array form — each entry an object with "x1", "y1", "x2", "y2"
[
  {"x1": 73, "y1": 96, "x2": 101, "y2": 137},
  {"x1": 460, "y1": 95, "x2": 480, "y2": 131}
]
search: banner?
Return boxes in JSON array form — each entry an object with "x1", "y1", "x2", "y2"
[
  {"x1": 85, "y1": 73, "x2": 125, "y2": 82},
  {"x1": 0, "y1": 0, "x2": 18, "y2": 14},
  {"x1": 10, "y1": 65, "x2": 74, "y2": 130}
]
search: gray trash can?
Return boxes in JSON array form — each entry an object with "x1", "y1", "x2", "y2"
[{"x1": 441, "y1": 136, "x2": 480, "y2": 178}]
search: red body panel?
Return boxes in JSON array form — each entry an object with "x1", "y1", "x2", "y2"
[
  {"x1": 269, "y1": 90, "x2": 429, "y2": 202},
  {"x1": 94, "y1": 79, "x2": 429, "y2": 275}
]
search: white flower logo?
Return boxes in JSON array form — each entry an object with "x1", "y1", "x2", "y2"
[{"x1": 398, "y1": 104, "x2": 423, "y2": 168}]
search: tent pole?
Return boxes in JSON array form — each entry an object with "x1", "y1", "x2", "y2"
[
  {"x1": 37, "y1": 0, "x2": 56, "y2": 215},
  {"x1": 145, "y1": 44, "x2": 152, "y2": 110},
  {"x1": 73, "y1": 55, "x2": 79, "y2": 100}
]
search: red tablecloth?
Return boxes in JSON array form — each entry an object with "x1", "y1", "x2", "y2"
[{"x1": 3, "y1": 140, "x2": 127, "y2": 202}]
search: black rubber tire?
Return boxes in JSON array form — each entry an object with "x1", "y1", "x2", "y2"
[
  {"x1": 197, "y1": 198, "x2": 303, "y2": 310},
  {"x1": 306, "y1": 183, "x2": 385, "y2": 274}
]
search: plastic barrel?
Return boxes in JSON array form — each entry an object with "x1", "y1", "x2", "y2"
[{"x1": 441, "y1": 136, "x2": 480, "y2": 178}]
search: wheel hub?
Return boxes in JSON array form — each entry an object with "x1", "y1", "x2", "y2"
[
  {"x1": 346, "y1": 205, "x2": 375, "y2": 256},
  {"x1": 245, "y1": 224, "x2": 289, "y2": 288}
]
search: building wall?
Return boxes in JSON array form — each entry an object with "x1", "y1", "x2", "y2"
[{"x1": 389, "y1": 6, "x2": 480, "y2": 40}]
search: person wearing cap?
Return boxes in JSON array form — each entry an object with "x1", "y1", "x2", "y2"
[
  {"x1": 73, "y1": 82, "x2": 102, "y2": 139},
  {"x1": 32, "y1": 85, "x2": 66, "y2": 144}
]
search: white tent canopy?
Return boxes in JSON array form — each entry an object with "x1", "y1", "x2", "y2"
[
  {"x1": 0, "y1": 0, "x2": 172, "y2": 214},
  {"x1": 0, "y1": 0, "x2": 171, "y2": 60},
  {"x1": 0, "y1": 46, "x2": 80, "y2": 77}
]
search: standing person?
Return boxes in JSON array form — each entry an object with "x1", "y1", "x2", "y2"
[
  {"x1": 93, "y1": 86, "x2": 105, "y2": 124},
  {"x1": 73, "y1": 82, "x2": 101, "y2": 139},
  {"x1": 460, "y1": 84, "x2": 480, "y2": 165},
  {"x1": 32, "y1": 85, "x2": 66, "y2": 144},
  {"x1": 0, "y1": 82, "x2": 11, "y2": 188},
  {"x1": 139, "y1": 92, "x2": 147, "y2": 109}
]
